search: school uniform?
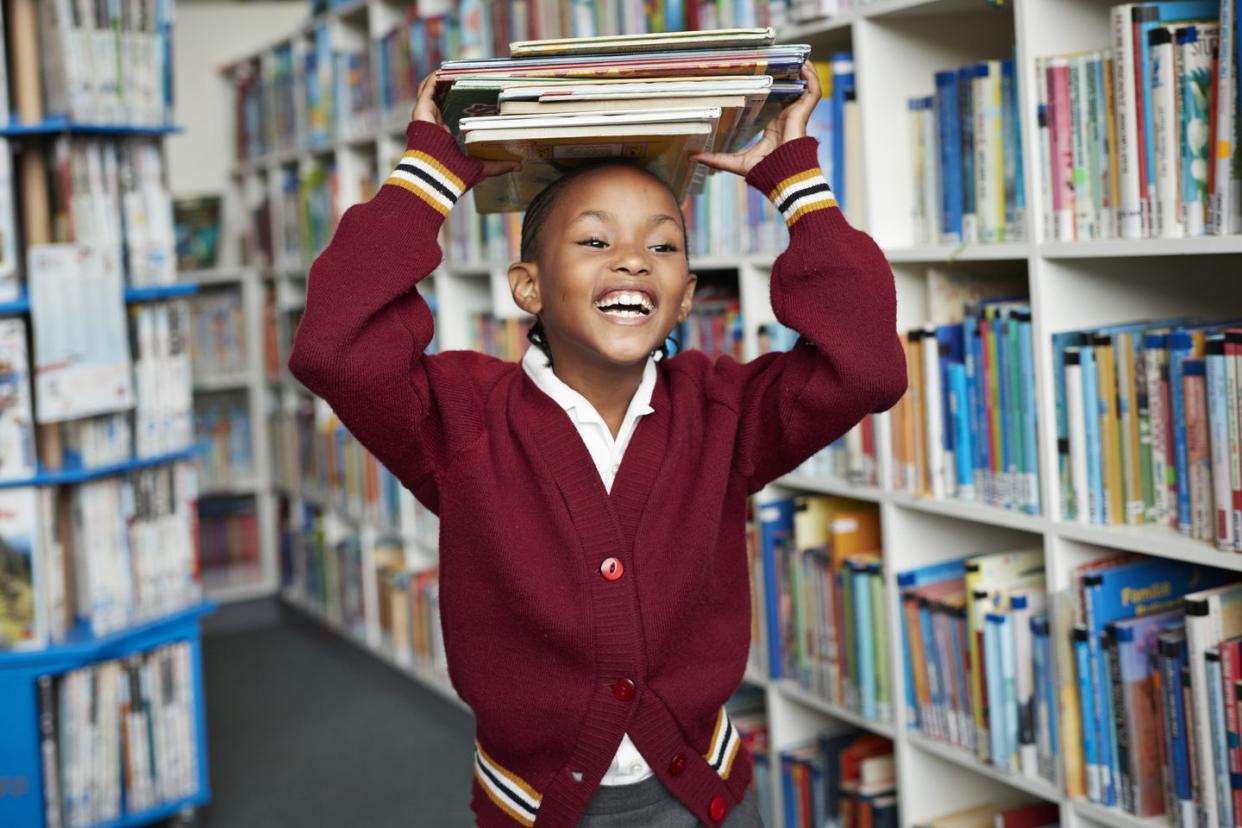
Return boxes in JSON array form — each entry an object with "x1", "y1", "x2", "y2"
[{"x1": 289, "y1": 120, "x2": 906, "y2": 827}]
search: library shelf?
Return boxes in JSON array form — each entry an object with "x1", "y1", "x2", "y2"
[
  {"x1": 1052, "y1": 520, "x2": 1242, "y2": 569},
  {"x1": 774, "y1": 680, "x2": 896, "y2": 739},
  {"x1": 885, "y1": 491, "x2": 1045, "y2": 534},
  {"x1": 0, "y1": 602, "x2": 215, "y2": 671},
  {"x1": 0, "y1": 118, "x2": 182, "y2": 137},
  {"x1": 1069, "y1": 799, "x2": 1174, "y2": 828},
  {"x1": 905, "y1": 732, "x2": 1062, "y2": 803},
  {"x1": 883, "y1": 242, "x2": 1032, "y2": 262},
  {"x1": 773, "y1": 472, "x2": 884, "y2": 502},
  {"x1": 0, "y1": 443, "x2": 204, "y2": 490},
  {"x1": 1039, "y1": 236, "x2": 1242, "y2": 259},
  {"x1": 0, "y1": 294, "x2": 30, "y2": 315},
  {"x1": 124, "y1": 283, "x2": 201, "y2": 303},
  {"x1": 178, "y1": 267, "x2": 250, "y2": 286}
]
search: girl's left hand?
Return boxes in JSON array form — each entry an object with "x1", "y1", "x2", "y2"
[{"x1": 689, "y1": 61, "x2": 822, "y2": 177}]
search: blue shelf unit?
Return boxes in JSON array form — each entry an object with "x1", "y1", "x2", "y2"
[
  {"x1": 0, "y1": 118, "x2": 182, "y2": 138},
  {"x1": 0, "y1": 443, "x2": 204, "y2": 491},
  {"x1": 0, "y1": 282, "x2": 200, "y2": 318},
  {"x1": 0, "y1": 603, "x2": 215, "y2": 827}
]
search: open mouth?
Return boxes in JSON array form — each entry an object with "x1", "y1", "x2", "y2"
[{"x1": 593, "y1": 290, "x2": 655, "y2": 319}]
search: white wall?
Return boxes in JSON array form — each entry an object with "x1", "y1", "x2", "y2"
[{"x1": 167, "y1": 0, "x2": 306, "y2": 195}]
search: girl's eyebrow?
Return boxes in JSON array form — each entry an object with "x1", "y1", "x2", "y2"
[{"x1": 568, "y1": 209, "x2": 681, "y2": 228}]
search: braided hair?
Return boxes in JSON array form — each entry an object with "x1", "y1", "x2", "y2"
[{"x1": 518, "y1": 162, "x2": 689, "y2": 367}]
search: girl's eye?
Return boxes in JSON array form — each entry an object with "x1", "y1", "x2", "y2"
[
  {"x1": 652, "y1": 243, "x2": 679, "y2": 253},
  {"x1": 578, "y1": 238, "x2": 607, "y2": 248}
]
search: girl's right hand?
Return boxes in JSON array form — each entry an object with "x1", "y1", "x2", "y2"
[{"x1": 413, "y1": 74, "x2": 519, "y2": 180}]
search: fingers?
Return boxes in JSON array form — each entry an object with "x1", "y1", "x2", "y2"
[
  {"x1": 481, "y1": 160, "x2": 520, "y2": 179},
  {"x1": 779, "y1": 62, "x2": 822, "y2": 141},
  {"x1": 689, "y1": 151, "x2": 748, "y2": 176},
  {"x1": 412, "y1": 73, "x2": 444, "y2": 126}
]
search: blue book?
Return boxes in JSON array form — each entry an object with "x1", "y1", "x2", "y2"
[
  {"x1": 966, "y1": 306, "x2": 986, "y2": 494},
  {"x1": 1031, "y1": 613, "x2": 1057, "y2": 783},
  {"x1": 1000, "y1": 58, "x2": 1022, "y2": 239},
  {"x1": 1000, "y1": 309, "x2": 1020, "y2": 510},
  {"x1": 1017, "y1": 311, "x2": 1039, "y2": 514},
  {"x1": 959, "y1": 65, "x2": 978, "y2": 240},
  {"x1": 1160, "y1": 629, "x2": 1197, "y2": 828},
  {"x1": 948, "y1": 362, "x2": 974, "y2": 501},
  {"x1": 1168, "y1": 328, "x2": 1197, "y2": 532},
  {"x1": 1207, "y1": 648, "x2": 1236, "y2": 828},
  {"x1": 852, "y1": 560, "x2": 877, "y2": 721},
  {"x1": 781, "y1": 753, "x2": 798, "y2": 828},
  {"x1": 934, "y1": 69, "x2": 964, "y2": 242},
  {"x1": 948, "y1": 604, "x2": 972, "y2": 747},
  {"x1": 1081, "y1": 344, "x2": 1105, "y2": 525},
  {"x1": 998, "y1": 610, "x2": 1019, "y2": 771},
  {"x1": 937, "y1": 324, "x2": 965, "y2": 491},
  {"x1": 919, "y1": 596, "x2": 947, "y2": 738},
  {"x1": 830, "y1": 52, "x2": 854, "y2": 209},
  {"x1": 1007, "y1": 58, "x2": 1026, "y2": 234},
  {"x1": 985, "y1": 612, "x2": 1007, "y2": 764},
  {"x1": 758, "y1": 499, "x2": 795, "y2": 679}
]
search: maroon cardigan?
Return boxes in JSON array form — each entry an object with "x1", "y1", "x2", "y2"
[{"x1": 289, "y1": 120, "x2": 906, "y2": 827}]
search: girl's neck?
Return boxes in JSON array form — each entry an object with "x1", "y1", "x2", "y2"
[{"x1": 549, "y1": 349, "x2": 647, "y2": 440}]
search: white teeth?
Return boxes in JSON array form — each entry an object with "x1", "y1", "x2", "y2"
[{"x1": 593, "y1": 290, "x2": 654, "y2": 313}]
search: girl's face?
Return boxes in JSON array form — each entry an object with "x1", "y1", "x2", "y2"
[{"x1": 511, "y1": 165, "x2": 697, "y2": 369}]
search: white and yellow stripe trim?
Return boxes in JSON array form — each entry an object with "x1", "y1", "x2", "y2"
[
  {"x1": 704, "y1": 707, "x2": 742, "y2": 780},
  {"x1": 768, "y1": 169, "x2": 837, "y2": 226},
  {"x1": 384, "y1": 149, "x2": 466, "y2": 216},
  {"x1": 474, "y1": 741, "x2": 542, "y2": 826}
]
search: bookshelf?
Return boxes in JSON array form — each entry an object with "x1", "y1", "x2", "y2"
[
  {"x1": 0, "y1": 0, "x2": 218, "y2": 821},
  {"x1": 223, "y1": 0, "x2": 1242, "y2": 826}
]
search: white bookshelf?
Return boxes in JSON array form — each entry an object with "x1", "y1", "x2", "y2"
[{"x1": 221, "y1": 1, "x2": 1242, "y2": 826}]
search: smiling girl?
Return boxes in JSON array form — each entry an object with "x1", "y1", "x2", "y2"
[{"x1": 289, "y1": 63, "x2": 906, "y2": 827}]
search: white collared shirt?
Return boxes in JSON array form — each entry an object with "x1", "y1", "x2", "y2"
[{"x1": 520, "y1": 344, "x2": 657, "y2": 786}]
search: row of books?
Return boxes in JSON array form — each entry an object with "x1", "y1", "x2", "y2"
[
  {"x1": 1062, "y1": 554, "x2": 1242, "y2": 826},
  {"x1": 671, "y1": 289, "x2": 745, "y2": 361},
  {"x1": 1053, "y1": 318, "x2": 1242, "y2": 550},
  {"x1": 195, "y1": 396, "x2": 254, "y2": 491},
  {"x1": 1, "y1": 137, "x2": 179, "y2": 302},
  {"x1": 908, "y1": 59, "x2": 1027, "y2": 246},
  {"x1": 893, "y1": 298, "x2": 1040, "y2": 514},
  {"x1": 35, "y1": 642, "x2": 201, "y2": 828},
  {"x1": 915, "y1": 802, "x2": 1059, "y2": 828},
  {"x1": 755, "y1": 495, "x2": 890, "y2": 721},
  {"x1": 0, "y1": 462, "x2": 201, "y2": 649},
  {"x1": 1035, "y1": 1, "x2": 1242, "y2": 242},
  {"x1": 198, "y1": 496, "x2": 262, "y2": 590},
  {"x1": 778, "y1": 731, "x2": 895, "y2": 828},
  {"x1": 262, "y1": 288, "x2": 295, "y2": 382},
  {"x1": 3, "y1": 0, "x2": 176, "y2": 127},
  {"x1": 898, "y1": 550, "x2": 1057, "y2": 788},
  {"x1": 131, "y1": 301, "x2": 193, "y2": 459},
  {"x1": 238, "y1": 161, "x2": 340, "y2": 273},
  {"x1": 190, "y1": 289, "x2": 249, "y2": 378}
]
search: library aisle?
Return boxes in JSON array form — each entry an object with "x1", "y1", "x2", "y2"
[{"x1": 198, "y1": 600, "x2": 475, "y2": 827}]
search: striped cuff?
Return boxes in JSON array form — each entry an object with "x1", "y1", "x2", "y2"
[
  {"x1": 383, "y1": 120, "x2": 486, "y2": 215},
  {"x1": 474, "y1": 741, "x2": 542, "y2": 827},
  {"x1": 704, "y1": 707, "x2": 742, "y2": 781},
  {"x1": 384, "y1": 150, "x2": 468, "y2": 216},
  {"x1": 744, "y1": 135, "x2": 837, "y2": 227}
]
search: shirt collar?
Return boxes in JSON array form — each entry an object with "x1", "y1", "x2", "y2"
[{"x1": 520, "y1": 344, "x2": 657, "y2": 428}]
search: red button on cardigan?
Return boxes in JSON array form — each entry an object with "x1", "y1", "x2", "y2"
[
  {"x1": 599, "y1": 557, "x2": 623, "y2": 580},
  {"x1": 611, "y1": 679, "x2": 635, "y2": 701},
  {"x1": 710, "y1": 795, "x2": 727, "y2": 822}
]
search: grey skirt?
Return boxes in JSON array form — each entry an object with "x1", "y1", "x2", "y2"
[{"x1": 575, "y1": 775, "x2": 765, "y2": 828}]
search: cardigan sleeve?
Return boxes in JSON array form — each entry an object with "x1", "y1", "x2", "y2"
[
  {"x1": 707, "y1": 136, "x2": 908, "y2": 494},
  {"x1": 287, "y1": 120, "x2": 505, "y2": 512}
]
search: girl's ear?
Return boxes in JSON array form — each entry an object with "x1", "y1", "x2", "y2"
[
  {"x1": 508, "y1": 262, "x2": 542, "y2": 315},
  {"x1": 676, "y1": 273, "x2": 697, "y2": 324}
]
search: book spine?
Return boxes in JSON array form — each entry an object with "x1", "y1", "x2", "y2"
[
  {"x1": 1186, "y1": 361, "x2": 1214, "y2": 542},
  {"x1": 1206, "y1": 338, "x2": 1235, "y2": 549},
  {"x1": 1047, "y1": 59, "x2": 1077, "y2": 240},
  {"x1": 960, "y1": 65, "x2": 978, "y2": 243},
  {"x1": 1082, "y1": 345, "x2": 1105, "y2": 525},
  {"x1": 1152, "y1": 26, "x2": 1185, "y2": 238},
  {"x1": 935, "y1": 70, "x2": 964, "y2": 243},
  {"x1": 949, "y1": 362, "x2": 975, "y2": 500},
  {"x1": 1211, "y1": 0, "x2": 1240, "y2": 235},
  {"x1": 1178, "y1": 24, "x2": 1218, "y2": 237},
  {"x1": 1100, "y1": 629, "x2": 1122, "y2": 807},
  {"x1": 1117, "y1": 332, "x2": 1144, "y2": 524},
  {"x1": 1109, "y1": 627, "x2": 1136, "y2": 814},
  {"x1": 1096, "y1": 335, "x2": 1124, "y2": 525},
  {"x1": 1186, "y1": 596, "x2": 1223, "y2": 828},
  {"x1": 1170, "y1": 330, "x2": 1196, "y2": 533},
  {"x1": 1076, "y1": 625, "x2": 1101, "y2": 802},
  {"x1": 1068, "y1": 349, "x2": 1092, "y2": 522},
  {"x1": 1227, "y1": 332, "x2": 1242, "y2": 551},
  {"x1": 1086, "y1": 54, "x2": 1108, "y2": 237},
  {"x1": 1071, "y1": 55, "x2": 1098, "y2": 239},
  {"x1": 1103, "y1": 55, "x2": 1122, "y2": 238},
  {"x1": 923, "y1": 324, "x2": 946, "y2": 499},
  {"x1": 1208, "y1": 649, "x2": 1236, "y2": 828}
]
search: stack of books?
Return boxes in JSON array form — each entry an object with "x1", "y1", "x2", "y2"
[{"x1": 431, "y1": 28, "x2": 811, "y2": 212}]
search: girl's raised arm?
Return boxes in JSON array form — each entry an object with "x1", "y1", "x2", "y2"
[
  {"x1": 288, "y1": 77, "x2": 517, "y2": 511},
  {"x1": 691, "y1": 63, "x2": 908, "y2": 493}
]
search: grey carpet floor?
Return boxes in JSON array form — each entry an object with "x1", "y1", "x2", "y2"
[{"x1": 195, "y1": 599, "x2": 476, "y2": 827}]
